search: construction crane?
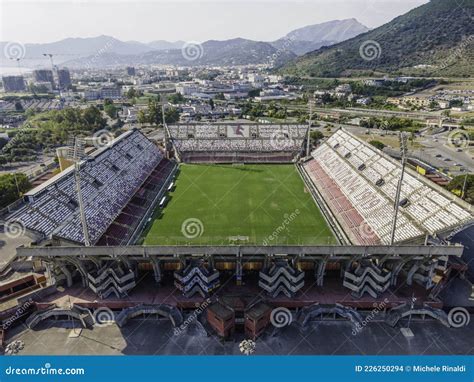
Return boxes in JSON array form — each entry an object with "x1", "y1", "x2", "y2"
[
  {"x1": 42, "y1": 53, "x2": 63, "y2": 101},
  {"x1": 8, "y1": 57, "x2": 22, "y2": 75}
]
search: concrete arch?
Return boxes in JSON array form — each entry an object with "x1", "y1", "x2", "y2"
[{"x1": 115, "y1": 304, "x2": 183, "y2": 328}]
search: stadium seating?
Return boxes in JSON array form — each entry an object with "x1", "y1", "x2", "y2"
[
  {"x1": 180, "y1": 152, "x2": 294, "y2": 163},
  {"x1": 10, "y1": 129, "x2": 165, "y2": 245},
  {"x1": 97, "y1": 158, "x2": 176, "y2": 246},
  {"x1": 169, "y1": 124, "x2": 307, "y2": 155},
  {"x1": 303, "y1": 128, "x2": 473, "y2": 244}
]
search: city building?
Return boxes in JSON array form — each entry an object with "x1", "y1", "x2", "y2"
[
  {"x1": 57, "y1": 68, "x2": 72, "y2": 89},
  {"x1": 2, "y1": 75, "x2": 26, "y2": 92},
  {"x1": 33, "y1": 69, "x2": 55, "y2": 88},
  {"x1": 83, "y1": 86, "x2": 122, "y2": 100},
  {"x1": 100, "y1": 86, "x2": 122, "y2": 99},
  {"x1": 176, "y1": 82, "x2": 199, "y2": 96}
]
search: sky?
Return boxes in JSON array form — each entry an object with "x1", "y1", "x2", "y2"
[{"x1": 0, "y1": 0, "x2": 428, "y2": 44}]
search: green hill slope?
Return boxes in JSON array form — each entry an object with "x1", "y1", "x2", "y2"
[{"x1": 281, "y1": 0, "x2": 474, "y2": 77}]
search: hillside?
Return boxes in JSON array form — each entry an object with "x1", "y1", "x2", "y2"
[
  {"x1": 281, "y1": 0, "x2": 474, "y2": 77},
  {"x1": 272, "y1": 18, "x2": 369, "y2": 55}
]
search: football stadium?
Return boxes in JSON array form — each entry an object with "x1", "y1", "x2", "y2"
[{"x1": 1, "y1": 123, "x2": 473, "y2": 348}]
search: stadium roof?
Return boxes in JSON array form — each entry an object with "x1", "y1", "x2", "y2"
[
  {"x1": 24, "y1": 130, "x2": 135, "y2": 198},
  {"x1": 10, "y1": 129, "x2": 162, "y2": 245},
  {"x1": 304, "y1": 128, "x2": 473, "y2": 245}
]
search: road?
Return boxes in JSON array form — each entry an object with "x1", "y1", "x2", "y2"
[
  {"x1": 418, "y1": 131, "x2": 473, "y2": 173},
  {"x1": 313, "y1": 106, "x2": 443, "y2": 121}
]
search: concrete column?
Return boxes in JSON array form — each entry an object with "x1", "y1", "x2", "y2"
[{"x1": 236, "y1": 250, "x2": 242, "y2": 285}]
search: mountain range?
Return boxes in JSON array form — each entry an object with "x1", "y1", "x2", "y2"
[
  {"x1": 0, "y1": 19, "x2": 368, "y2": 69},
  {"x1": 272, "y1": 18, "x2": 369, "y2": 55},
  {"x1": 281, "y1": 0, "x2": 474, "y2": 77}
]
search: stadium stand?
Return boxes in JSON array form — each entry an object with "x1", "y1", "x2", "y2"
[
  {"x1": 115, "y1": 304, "x2": 183, "y2": 328},
  {"x1": 168, "y1": 123, "x2": 307, "y2": 163},
  {"x1": 10, "y1": 129, "x2": 171, "y2": 246},
  {"x1": 97, "y1": 158, "x2": 176, "y2": 246},
  {"x1": 303, "y1": 128, "x2": 473, "y2": 245}
]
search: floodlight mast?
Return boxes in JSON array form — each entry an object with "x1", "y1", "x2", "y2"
[
  {"x1": 390, "y1": 132, "x2": 408, "y2": 245},
  {"x1": 69, "y1": 138, "x2": 91, "y2": 246},
  {"x1": 306, "y1": 99, "x2": 313, "y2": 158},
  {"x1": 161, "y1": 95, "x2": 168, "y2": 146},
  {"x1": 161, "y1": 95, "x2": 180, "y2": 161}
]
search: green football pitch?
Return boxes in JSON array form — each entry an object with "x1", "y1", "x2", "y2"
[{"x1": 142, "y1": 164, "x2": 336, "y2": 245}]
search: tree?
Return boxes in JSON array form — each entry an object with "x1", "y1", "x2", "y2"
[
  {"x1": 14, "y1": 101, "x2": 23, "y2": 111},
  {"x1": 248, "y1": 89, "x2": 260, "y2": 98},
  {"x1": 137, "y1": 109, "x2": 148, "y2": 124},
  {"x1": 321, "y1": 93, "x2": 334, "y2": 104},
  {"x1": 137, "y1": 98, "x2": 180, "y2": 125},
  {"x1": 168, "y1": 93, "x2": 185, "y2": 104},
  {"x1": 1, "y1": 106, "x2": 107, "y2": 162},
  {"x1": 165, "y1": 108, "x2": 180, "y2": 123},
  {"x1": 104, "y1": 102, "x2": 118, "y2": 119},
  {"x1": 446, "y1": 174, "x2": 474, "y2": 204},
  {"x1": 369, "y1": 140, "x2": 386, "y2": 150},
  {"x1": 0, "y1": 173, "x2": 31, "y2": 209},
  {"x1": 310, "y1": 130, "x2": 324, "y2": 142},
  {"x1": 126, "y1": 88, "x2": 137, "y2": 99},
  {"x1": 0, "y1": 137, "x2": 8, "y2": 150}
]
